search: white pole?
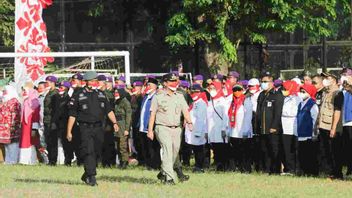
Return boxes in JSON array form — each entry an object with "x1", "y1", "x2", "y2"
[
  {"x1": 91, "y1": 56, "x2": 95, "y2": 70},
  {"x1": 124, "y1": 52, "x2": 131, "y2": 85}
]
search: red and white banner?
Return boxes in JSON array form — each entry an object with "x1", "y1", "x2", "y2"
[{"x1": 15, "y1": 0, "x2": 54, "y2": 85}]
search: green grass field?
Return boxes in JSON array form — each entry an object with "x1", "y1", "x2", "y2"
[{"x1": 1, "y1": 164, "x2": 352, "y2": 197}]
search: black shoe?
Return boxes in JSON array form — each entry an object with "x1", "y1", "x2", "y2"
[
  {"x1": 157, "y1": 172, "x2": 166, "y2": 181},
  {"x1": 192, "y1": 167, "x2": 205, "y2": 173},
  {"x1": 81, "y1": 173, "x2": 89, "y2": 184},
  {"x1": 119, "y1": 161, "x2": 128, "y2": 169},
  {"x1": 163, "y1": 179, "x2": 176, "y2": 185},
  {"x1": 175, "y1": 168, "x2": 189, "y2": 182},
  {"x1": 87, "y1": 176, "x2": 98, "y2": 186}
]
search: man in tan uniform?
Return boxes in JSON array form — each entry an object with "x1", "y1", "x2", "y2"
[{"x1": 148, "y1": 73, "x2": 193, "y2": 185}]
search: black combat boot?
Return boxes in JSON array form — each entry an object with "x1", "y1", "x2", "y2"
[{"x1": 175, "y1": 167, "x2": 189, "y2": 182}]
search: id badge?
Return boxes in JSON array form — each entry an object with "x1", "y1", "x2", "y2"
[{"x1": 267, "y1": 101, "x2": 272, "y2": 107}]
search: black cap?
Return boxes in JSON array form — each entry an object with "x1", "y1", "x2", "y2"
[
  {"x1": 261, "y1": 71, "x2": 273, "y2": 78},
  {"x1": 164, "y1": 73, "x2": 179, "y2": 81},
  {"x1": 148, "y1": 78, "x2": 159, "y2": 85},
  {"x1": 321, "y1": 72, "x2": 339, "y2": 81}
]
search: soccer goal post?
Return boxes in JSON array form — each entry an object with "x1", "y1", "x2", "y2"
[{"x1": 0, "y1": 51, "x2": 131, "y2": 84}]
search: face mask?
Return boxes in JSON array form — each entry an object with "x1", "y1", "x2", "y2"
[
  {"x1": 114, "y1": 93, "x2": 120, "y2": 100},
  {"x1": 58, "y1": 87, "x2": 66, "y2": 95},
  {"x1": 191, "y1": 93, "x2": 201, "y2": 101},
  {"x1": 81, "y1": 81, "x2": 87, "y2": 87},
  {"x1": 44, "y1": 83, "x2": 50, "y2": 91},
  {"x1": 298, "y1": 92, "x2": 309, "y2": 100},
  {"x1": 168, "y1": 81, "x2": 178, "y2": 92},
  {"x1": 323, "y1": 79, "x2": 331, "y2": 87},
  {"x1": 87, "y1": 81, "x2": 98, "y2": 90},
  {"x1": 71, "y1": 82, "x2": 79, "y2": 88},
  {"x1": 282, "y1": 90, "x2": 290, "y2": 97},
  {"x1": 261, "y1": 82, "x2": 269, "y2": 91},
  {"x1": 210, "y1": 90, "x2": 217, "y2": 97},
  {"x1": 233, "y1": 91, "x2": 243, "y2": 98}
]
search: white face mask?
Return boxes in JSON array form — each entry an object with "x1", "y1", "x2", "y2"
[
  {"x1": 298, "y1": 92, "x2": 309, "y2": 100},
  {"x1": 59, "y1": 91, "x2": 65, "y2": 95},
  {"x1": 261, "y1": 82, "x2": 269, "y2": 91},
  {"x1": 222, "y1": 88, "x2": 228, "y2": 96},
  {"x1": 115, "y1": 96, "x2": 120, "y2": 100},
  {"x1": 168, "y1": 86, "x2": 177, "y2": 92},
  {"x1": 210, "y1": 90, "x2": 217, "y2": 97},
  {"x1": 323, "y1": 79, "x2": 331, "y2": 87},
  {"x1": 249, "y1": 90, "x2": 257, "y2": 94},
  {"x1": 192, "y1": 96, "x2": 199, "y2": 101},
  {"x1": 341, "y1": 76, "x2": 348, "y2": 84},
  {"x1": 146, "y1": 88, "x2": 154, "y2": 95}
]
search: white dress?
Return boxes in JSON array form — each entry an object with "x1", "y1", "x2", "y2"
[
  {"x1": 207, "y1": 97, "x2": 229, "y2": 143},
  {"x1": 185, "y1": 100, "x2": 208, "y2": 145}
]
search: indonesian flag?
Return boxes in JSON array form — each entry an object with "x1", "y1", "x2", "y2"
[{"x1": 15, "y1": 0, "x2": 54, "y2": 85}]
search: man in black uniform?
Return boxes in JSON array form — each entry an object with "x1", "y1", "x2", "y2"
[
  {"x1": 256, "y1": 72, "x2": 284, "y2": 174},
  {"x1": 67, "y1": 71, "x2": 119, "y2": 186}
]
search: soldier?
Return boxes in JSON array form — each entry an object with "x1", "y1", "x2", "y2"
[
  {"x1": 67, "y1": 71, "x2": 119, "y2": 186},
  {"x1": 44, "y1": 76, "x2": 60, "y2": 166},
  {"x1": 68, "y1": 73, "x2": 84, "y2": 165},
  {"x1": 57, "y1": 81, "x2": 72, "y2": 166},
  {"x1": 147, "y1": 73, "x2": 193, "y2": 185},
  {"x1": 113, "y1": 88, "x2": 132, "y2": 169},
  {"x1": 131, "y1": 81, "x2": 144, "y2": 161}
]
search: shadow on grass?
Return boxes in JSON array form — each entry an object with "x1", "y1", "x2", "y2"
[
  {"x1": 98, "y1": 175, "x2": 158, "y2": 185},
  {"x1": 14, "y1": 178, "x2": 84, "y2": 186}
]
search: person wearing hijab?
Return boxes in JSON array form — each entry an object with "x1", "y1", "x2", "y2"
[
  {"x1": 207, "y1": 81, "x2": 229, "y2": 171},
  {"x1": 19, "y1": 82, "x2": 40, "y2": 165},
  {"x1": 296, "y1": 84, "x2": 319, "y2": 176},
  {"x1": 185, "y1": 84, "x2": 208, "y2": 173},
  {"x1": 228, "y1": 84, "x2": 253, "y2": 173},
  {"x1": 114, "y1": 88, "x2": 132, "y2": 169},
  {"x1": 280, "y1": 80, "x2": 301, "y2": 175},
  {"x1": 0, "y1": 85, "x2": 21, "y2": 164}
]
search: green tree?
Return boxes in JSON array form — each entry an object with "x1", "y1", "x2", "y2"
[
  {"x1": 166, "y1": 0, "x2": 351, "y2": 66},
  {"x1": 0, "y1": 0, "x2": 14, "y2": 46}
]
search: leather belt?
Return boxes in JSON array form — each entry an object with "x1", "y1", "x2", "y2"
[
  {"x1": 79, "y1": 122, "x2": 102, "y2": 128},
  {"x1": 156, "y1": 124, "x2": 180, "y2": 129}
]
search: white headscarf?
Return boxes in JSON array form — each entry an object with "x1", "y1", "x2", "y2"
[{"x1": 3, "y1": 85, "x2": 20, "y2": 102}]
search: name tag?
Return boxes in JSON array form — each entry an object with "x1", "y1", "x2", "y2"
[{"x1": 267, "y1": 102, "x2": 272, "y2": 107}]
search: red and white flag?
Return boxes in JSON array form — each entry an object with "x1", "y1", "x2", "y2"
[{"x1": 15, "y1": 0, "x2": 54, "y2": 85}]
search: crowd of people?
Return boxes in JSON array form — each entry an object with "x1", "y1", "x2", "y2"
[{"x1": 1, "y1": 68, "x2": 352, "y2": 182}]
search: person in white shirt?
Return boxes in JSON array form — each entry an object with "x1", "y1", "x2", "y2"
[
  {"x1": 296, "y1": 83, "x2": 319, "y2": 176},
  {"x1": 185, "y1": 84, "x2": 208, "y2": 173},
  {"x1": 247, "y1": 78, "x2": 263, "y2": 171},
  {"x1": 207, "y1": 81, "x2": 229, "y2": 171},
  {"x1": 228, "y1": 84, "x2": 253, "y2": 173},
  {"x1": 281, "y1": 80, "x2": 302, "y2": 175}
]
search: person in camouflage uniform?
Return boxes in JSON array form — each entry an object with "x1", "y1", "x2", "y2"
[
  {"x1": 114, "y1": 88, "x2": 132, "y2": 169},
  {"x1": 44, "y1": 76, "x2": 60, "y2": 166},
  {"x1": 98, "y1": 75, "x2": 116, "y2": 167}
]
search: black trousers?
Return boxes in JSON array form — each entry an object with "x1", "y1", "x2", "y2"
[
  {"x1": 204, "y1": 143, "x2": 211, "y2": 168},
  {"x1": 342, "y1": 126, "x2": 352, "y2": 173},
  {"x1": 261, "y1": 134, "x2": 281, "y2": 174},
  {"x1": 319, "y1": 129, "x2": 343, "y2": 178},
  {"x1": 252, "y1": 135, "x2": 265, "y2": 172},
  {"x1": 281, "y1": 134, "x2": 297, "y2": 174},
  {"x1": 211, "y1": 143, "x2": 229, "y2": 171},
  {"x1": 61, "y1": 128, "x2": 74, "y2": 165},
  {"x1": 44, "y1": 124, "x2": 58, "y2": 165},
  {"x1": 188, "y1": 144, "x2": 205, "y2": 169},
  {"x1": 80, "y1": 125, "x2": 104, "y2": 177},
  {"x1": 139, "y1": 132, "x2": 161, "y2": 169},
  {"x1": 229, "y1": 138, "x2": 252, "y2": 172},
  {"x1": 72, "y1": 123, "x2": 83, "y2": 165},
  {"x1": 101, "y1": 128, "x2": 116, "y2": 167},
  {"x1": 298, "y1": 139, "x2": 319, "y2": 176}
]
